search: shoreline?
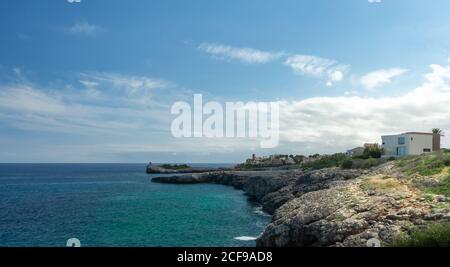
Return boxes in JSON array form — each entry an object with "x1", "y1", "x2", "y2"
[{"x1": 152, "y1": 163, "x2": 450, "y2": 247}]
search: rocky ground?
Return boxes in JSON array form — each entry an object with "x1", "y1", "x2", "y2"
[{"x1": 152, "y1": 160, "x2": 450, "y2": 247}]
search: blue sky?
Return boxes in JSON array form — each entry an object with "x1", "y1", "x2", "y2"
[{"x1": 1, "y1": 0, "x2": 450, "y2": 163}]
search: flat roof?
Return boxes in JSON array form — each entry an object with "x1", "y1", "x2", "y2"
[
  {"x1": 382, "y1": 132, "x2": 442, "y2": 137},
  {"x1": 403, "y1": 132, "x2": 434, "y2": 136}
]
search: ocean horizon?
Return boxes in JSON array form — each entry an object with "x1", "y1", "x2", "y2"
[{"x1": 0, "y1": 163, "x2": 269, "y2": 247}]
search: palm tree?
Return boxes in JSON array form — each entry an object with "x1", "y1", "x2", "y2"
[{"x1": 432, "y1": 128, "x2": 444, "y2": 135}]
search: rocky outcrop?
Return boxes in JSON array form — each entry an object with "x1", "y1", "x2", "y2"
[
  {"x1": 151, "y1": 164, "x2": 449, "y2": 247},
  {"x1": 146, "y1": 165, "x2": 229, "y2": 174}
]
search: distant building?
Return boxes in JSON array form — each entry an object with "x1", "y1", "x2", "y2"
[
  {"x1": 346, "y1": 147, "x2": 365, "y2": 157},
  {"x1": 303, "y1": 155, "x2": 322, "y2": 164},
  {"x1": 382, "y1": 132, "x2": 441, "y2": 157},
  {"x1": 284, "y1": 157, "x2": 296, "y2": 165},
  {"x1": 244, "y1": 154, "x2": 297, "y2": 167},
  {"x1": 364, "y1": 143, "x2": 379, "y2": 149}
]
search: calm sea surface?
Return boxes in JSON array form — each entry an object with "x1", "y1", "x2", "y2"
[{"x1": 0, "y1": 164, "x2": 270, "y2": 247}]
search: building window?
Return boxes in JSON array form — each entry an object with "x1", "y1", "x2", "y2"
[
  {"x1": 423, "y1": 148, "x2": 431, "y2": 153},
  {"x1": 411, "y1": 137, "x2": 414, "y2": 141},
  {"x1": 398, "y1": 137, "x2": 405, "y2": 145}
]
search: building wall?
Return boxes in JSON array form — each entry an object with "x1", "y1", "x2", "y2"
[
  {"x1": 408, "y1": 134, "x2": 433, "y2": 155},
  {"x1": 433, "y1": 134, "x2": 441, "y2": 151},
  {"x1": 382, "y1": 134, "x2": 433, "y2": 156},
  {"x1": 382, "y1": 135, "x2": 408, "y2": 156}
]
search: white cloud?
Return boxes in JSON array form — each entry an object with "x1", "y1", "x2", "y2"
[
  {"x1": 78, "y1": 72, "x2": 173, "y2": 105},
  {"x1": 0, "y1": 72, "x2": 178, "y2": 136},
  {"x1": 0, "y1": 85, "x2": 65, "y2": 114},
  {"x1": 197, "y1": 43, "x2": 350, "y2": 86},
  {"x1": 198, "y1": 43, "x2": 284, "y2": 64},
  {"x1": 344, "y1": 90, "x2": 358, "y2": 96},
  {"x1": 67, "y1": 20, "x2": 103, "y2": 37},
  {"x1": 360, "y1": 68, "x2": 408, "y2": 90},
  {"x1": 277, "y1": 61, "x2": 450, "y2": 154},
  {"x1": 284, "y1": 55, "x2": 349, "y2": 86},
  {"x1": 81, "y1": 72, "x2": 171, "y2": 92}
]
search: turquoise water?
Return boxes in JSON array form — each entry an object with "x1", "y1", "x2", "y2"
[{"x1": 0, "y1": 164, "x2": 270, "y2": 247}]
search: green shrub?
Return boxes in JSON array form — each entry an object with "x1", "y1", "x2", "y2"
[
  {"x1": 160, "y1": 164, "x2": 190, "y2": 170},
  {"x1": 390, "y1": 223, "x2": 450, "y2": 247},
  {"x1": 341, "y1": 160, "x2": 353, "y2": 169},
  {"x1": 363, "y1": 158, "x2": 378, "y2": 169},
  {"x1": 353, "y1": 154, "x2": 369, "y2": 160},
  {"x1": 302, "y1": 153, "x2": 350, "y2": 170},
  {"x1": 363, "y1": 145, "x2": 383, "y2": 159},
  {"x1": 442, "y1": 154, "x2": 450, "y2": 166},
  {"x1": 387, "y1": 156, "x2": 397, "y2": 162}
]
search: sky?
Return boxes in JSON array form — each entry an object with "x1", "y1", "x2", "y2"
[{"x1": 1, "y1": 0, "x2": 450, "y2": 163}]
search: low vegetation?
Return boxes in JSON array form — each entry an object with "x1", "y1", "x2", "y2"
[
  {"x1": 339, "y1": 145, "x2": 386, "y2": 170},
  {"x1": 302, "y1": 153, "x2": 350, "y2": 170},
  {"x1": 396, "y1": 149, "x2": 450, "y2": 176},
  {"x1": 341, "y1": 159, "x2": 353, "y2": 169},
  {"x1": 390, "y1": 222, "x2": 450, "y2": 247},
  {"x1": 159, "y1": 164, "x2": 190, "y2": 170},
  {"x1": 301, "y1": 152, "x2": 386, "y2": 171},
  {"x1": 425, "y1": 175, "x2": 450, "y2": 196},
  {"x1": 390, "y1": 150, "x2": 450, "y2": 199}
]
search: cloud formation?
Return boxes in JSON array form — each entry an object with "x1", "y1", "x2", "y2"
[
  {"x1": 67, "y1": 20, "x2": 104, "y2": 37},
  {"x1": 2, "y1": 60, "x2": 450, "y2": 161},
  {"x1": 0, "y1": 72, "x2": 175, "y2": 136},
  {"x1": 284, "y1": 55, "x2": 349, "y2": 86},
  {"x1": 360, "y1": 68, "x2": 408, "y2": 90},
  {"x1": 198, "y1": 43, "x2": 284, "y2": 64},
  {"x1": 198, "y1": 43, "x2": 349, "y2": 86},
  {"x1": 278, "y1": 61, "x2": 450, "y2": 153}
]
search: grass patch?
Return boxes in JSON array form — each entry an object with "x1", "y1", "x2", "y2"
[
  {"x1": 362, "y1": 176, "x2": 405, "y2": 193},
  {"x1": 425, "y1": 176, "x2": 450, "y2": 197},
  {"x1": 422, "y1": 194, "x2": 435, "y2": 202},
  {"x1": 389, "y1": 222, "x2": 450, "y2": 247},
  {"x1": 396, "y1": 150, "x2": 450, "y2": 176},
  {"x1": 434, "y1": 202, "x2": 450, "y2": 209}
]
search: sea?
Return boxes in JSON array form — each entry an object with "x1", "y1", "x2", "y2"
[{"x1": 0, "y1": 163, "x2": 271, "y2": 247}]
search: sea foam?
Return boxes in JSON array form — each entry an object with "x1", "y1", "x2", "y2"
[{"x1": 234, "y1": 236, "x2": 258, "y2": 241}]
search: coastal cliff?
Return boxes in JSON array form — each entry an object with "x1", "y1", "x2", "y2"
[{"x1": 152, "y1": 153, "x2": 450, "y2": 247}]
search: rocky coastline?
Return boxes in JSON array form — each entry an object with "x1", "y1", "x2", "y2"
[
  {"x1": 152, "y1": 161, "x2": 450, "y2": 247},
  {"x1": 146, "y1": 163, "x2": 231, "y2": 174}
]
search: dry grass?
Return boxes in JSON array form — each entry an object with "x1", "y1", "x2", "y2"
[{"x1": 362, "y1": 175, "x2": 408, "y2": 194}]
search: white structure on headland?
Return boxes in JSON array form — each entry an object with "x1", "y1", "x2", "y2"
[{"x1": 382, "y1": 132, "x2": 441, "y2": 157}]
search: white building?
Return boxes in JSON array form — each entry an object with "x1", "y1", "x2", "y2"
[{"x1": 382, "y1": 132, "x2": 441, "y2": 157}]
